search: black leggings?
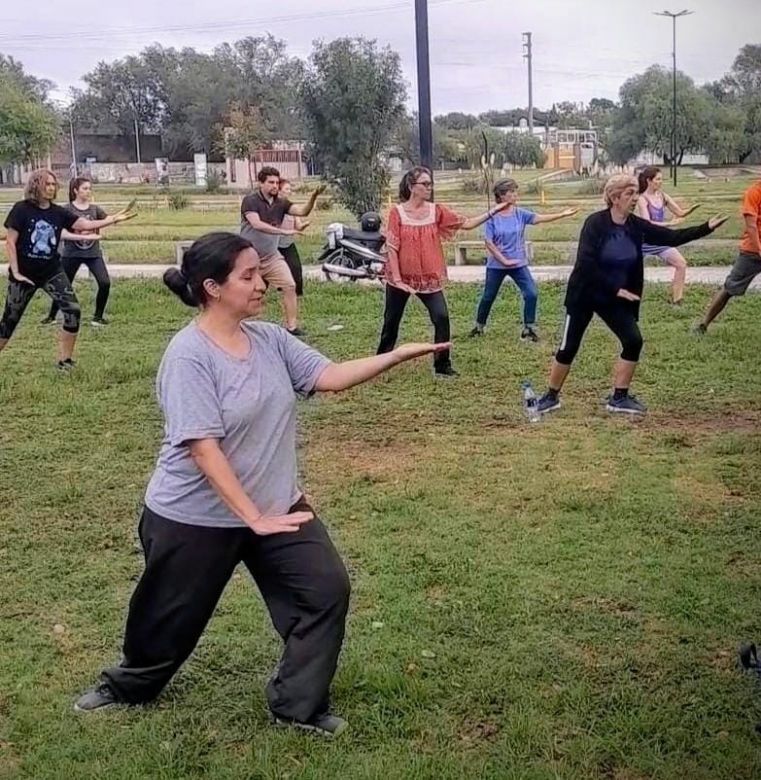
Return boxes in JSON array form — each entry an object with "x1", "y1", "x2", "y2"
[
  {"x1": 0, "y1": 270, "x2": 81, "y2": 340},
  {"x1": 377, "y1": 284, "x2": 451, "y2": 369},
  {"x1": 48, "y1": 255, "x2": 110, "y2": 320},
  {"x1": 555, "y1": 301, "x2": 643, "y2": 365},
  {"x1": 280, "y1": 244, "x2": 304, "y2": 297}
]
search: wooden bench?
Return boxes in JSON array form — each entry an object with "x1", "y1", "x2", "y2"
[
  {"x1": 175, "y1": 240, "x2": 194, "y2": 265},
  {"x1": 454, "y1": 240, "x2": 534, "y2": 266}
]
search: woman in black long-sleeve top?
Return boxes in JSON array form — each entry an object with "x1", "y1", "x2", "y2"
[{"x1": 536, "y1": 174, "x2": 727, "y2": 416}]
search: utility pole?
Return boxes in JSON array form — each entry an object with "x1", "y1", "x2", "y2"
[
  {"x1": 134, "y1": 117, "x2": 142, "y2": 165},
  {"x1": 522, "y1": 32, "x2": 533, "y2": 135},
  {"x1": 68, "y1": 112, "x2": 78, "y2": 177},
  {"x1": 414, "y1": 0, "x2": 434, "y2": 174},
  {"x1": 654, "y1": 10, "x2": 692, "y2": 187}
]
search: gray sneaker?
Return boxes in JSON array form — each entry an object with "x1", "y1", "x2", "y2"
[
  {"x1": 536, "y1": 392, "x2": 561, "y2": 414},
  {"x1": 74, "y1": 683, "x2": 122, "y2": 712},
  {"x1": 605, "y1": 394, "x2": 647, "y2": 415},
  {"x1": 272, "y1": 712, "x2": 349, "y2": 738}
]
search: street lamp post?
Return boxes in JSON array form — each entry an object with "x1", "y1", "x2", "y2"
[
  {"x1": 414, "y1": 0, "x2": 434, "y2": 175},
  {"x1": 654, "y1": 9, "x2": 693, "y2": 187}
]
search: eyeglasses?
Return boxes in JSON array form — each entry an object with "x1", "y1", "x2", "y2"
[{"x1": 414, "y1": 180, "x2": 433, "y2": 188}]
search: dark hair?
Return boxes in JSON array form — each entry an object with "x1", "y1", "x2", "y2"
[
  {"x1": 638, "y1": 166, "x2": 661, "y2": 194},
  {"x1": 257, "y1": 166, "x2": 281, "y2": 183},
  {"x1": 163, "y1": 232, "x2": 254, "y2": 307},
  {"x1": 399, "y1": 166, "x2": 432, "y2": 201},
  {"x1": 69, "y1": 176, "x2": 92, "y2": 202},
  {"x1": 493, "y1": 178, "x2": 518, "y2": 203}
]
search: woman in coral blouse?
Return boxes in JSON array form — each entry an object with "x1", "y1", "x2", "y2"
[{"x1": 377, "y1": 166, "x2": 510, "y2": 377}]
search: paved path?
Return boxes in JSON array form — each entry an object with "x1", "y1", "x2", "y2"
[{"x1": 2, "y1": 263, "x2": 755, "y2": 288}]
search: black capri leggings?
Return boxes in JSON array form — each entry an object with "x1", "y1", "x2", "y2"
[
  {"x1": 555, "y1": 301, "x2": 643, "y2": 365},
  {"x1": 48, "y1": 255, "x2": 111, "y2": 320},
  {"x1": 280, "y1": 244, "x2": 304, "y2": 297},
  {"x1": 0, "y1": 270, "x2": 81, "y2": 340}
]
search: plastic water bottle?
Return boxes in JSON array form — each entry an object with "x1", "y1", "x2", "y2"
[{"x1": 522, "y1": 381, "x2": 540, "y2": 423}]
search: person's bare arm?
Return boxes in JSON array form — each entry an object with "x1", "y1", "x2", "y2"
[
  {"x1": 4, "y1": 228, "x2": 33, "y2": 285},
  {"x1": 664, "y1": 193, "x2": 699, "y2": 219},
  {"x1": 314, "y1": 343, "x2": 452, "y2": 392},
  {"x1": 188, "y1": 438, "x2": 313, "y2": 535},
  {"x1": 245, "y1": 211, "x2": 297, "y2": 236},
  {"x1": 288, "y1": 185, "x2": 326, "y2": 217},
  {"x1": 61, "y1": 229, "x2": 99, "y2": 241},
  {"x1": 533, "y1": 208, "x2": 579, "y2": 224},
  {"x1": 485, "y1": 238, "x2": 520, "y2": 267},
  {"x1": 461, "y1": 201, "x2": 510, "y2": 231}
]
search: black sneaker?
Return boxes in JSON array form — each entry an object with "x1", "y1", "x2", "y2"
[
  {"x1": 536, "y1": 391, "x2": 561, "y2": 414},
  {"x1": 468, "y1": 326, "x2": 483, "y2": 338},
  {"x1": 56, "y1": 358, "x2": 76, "y2": 371},
  {"x1": 272, "y1": 711, "x2": 348, "y2": 738},
  {"x1": 605, "y1": 394, "x2": 647, "y2": 415},
  {"x1": 692, "y1": 323, "x2": 707, "y2": 336},
  {"x1": 74, "y1": 683, "x2": 122, "y2": 712},
  {"x1": 287, "y1": 327, "x2": 306, "y2": 338},
  {"x1": 91, "y1": 316, "x2": 109, "y2": 327},
  {"x1": 41, "y1": 316, "x2": 56, "y2": 325},
  {"x1": 520, "y1": 327, "x2": 539, "y2": 343},
  {"x1": 434, "y1": 365, "x2": 459, "y2": 379}
]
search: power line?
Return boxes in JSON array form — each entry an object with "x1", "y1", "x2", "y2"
[{"x1": 0, "y1": 0, "x2": 488, "y2": 43}]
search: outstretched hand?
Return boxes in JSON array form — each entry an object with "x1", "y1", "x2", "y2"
[
  {"x1": 393, "y1": 342, "x2": 453, "y2": 362},
  {"x1": 560, "y1": 208, "x2": 579, "y2": 218},
  {"x1": 708, "y1": 214, "x2": 728, "y2": 231},
  {"x1": 313, "y1": 184, "x2": 327, "y2": 197},
  {"x1": 113, "y1": 208, "x2": 137, "y2": 224},
  {"x1": 684, "y1": 203, "x2": 701, "y2": 216}
]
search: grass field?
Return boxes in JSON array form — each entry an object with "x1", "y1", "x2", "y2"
[
  {"x1": 1, "y1": 278, "x2": 760, "y2": 779},
  {"x1": 0, "y1": 170, "x2": 755, "y2": 267}
]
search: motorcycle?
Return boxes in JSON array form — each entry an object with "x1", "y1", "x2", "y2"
[{"x1": 317, "y1": 212, "x2": 386, "y2": 282}]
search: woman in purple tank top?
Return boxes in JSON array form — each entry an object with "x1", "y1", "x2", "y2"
[{"x1": 636, "y1": 166, "x2": 700, "y2": 304}]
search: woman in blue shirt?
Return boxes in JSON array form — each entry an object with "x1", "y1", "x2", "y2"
[{"x1": 469, "y1": 178, "x2": 578, "y2": 342}]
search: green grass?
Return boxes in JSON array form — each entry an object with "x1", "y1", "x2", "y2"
[{"x1": 1, "y1": 279, "x2": 760, "y2": 778}]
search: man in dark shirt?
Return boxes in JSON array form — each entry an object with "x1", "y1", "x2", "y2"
[{"x1": 240, "y1": 166, "x2": 324, "y2": 336}]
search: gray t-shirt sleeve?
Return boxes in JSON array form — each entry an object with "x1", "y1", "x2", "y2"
[
  {"x1": 158, "y1": 356, "x2": 226, "y2": 446},
  {"x1": 274, "y1": 328, "x2": 332, "y2": 396},
  {"x1": 95, "y1": 206, "x2": 107, "y2": 220}
]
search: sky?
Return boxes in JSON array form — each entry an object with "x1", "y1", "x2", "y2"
[{"x1": 1, "y1": 0, "x2": 759, "y2": 114}]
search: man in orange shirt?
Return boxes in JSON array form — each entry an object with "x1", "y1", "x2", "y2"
[{"x1": 697, "y1": 179, "x2": 761, "y2": 332}]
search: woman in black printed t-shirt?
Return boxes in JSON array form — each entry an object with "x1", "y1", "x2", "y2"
[{"x1": 1, "y1": 169, "x2": 134, "y2": 369}]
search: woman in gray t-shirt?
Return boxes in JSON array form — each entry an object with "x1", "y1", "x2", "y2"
[
  {"x1": 75, "y1": 231, "x2": 449, "y2": 737},
  {"x1": 43, "y1": 176, "x2": 113, "y2": 326}
]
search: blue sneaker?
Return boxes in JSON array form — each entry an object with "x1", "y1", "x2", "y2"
[
  {"x1": 605, "y1": 393, "x2": 647, "y2": 415},
  {"x1": 536, "y1": 391, "x2": 561, "y2": 414}
]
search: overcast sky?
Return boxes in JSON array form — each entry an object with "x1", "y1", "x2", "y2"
[{"x1": 2, "y1": 0, "x2": 759, "y2": 114}]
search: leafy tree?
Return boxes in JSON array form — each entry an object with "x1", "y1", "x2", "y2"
[
  {"x1": 221, "y1": 103, "x2": 271, "y2": 187},
  {"x1": 434, "y1": 111, "x2": 479, "y2": 131},
  {"x1": 0, "y1": 76, "x2": 59, "y2": 166},
  {"x1": 300, "y1": 37, "x2": 405, "y2": 216},
  {"x1": 394, "y1": 112, "x2": 463, "y2": 167}
]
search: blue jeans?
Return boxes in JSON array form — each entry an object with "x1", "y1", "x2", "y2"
[{"x1": 475, "y1": 265, "x2": 538, "y2": 327}]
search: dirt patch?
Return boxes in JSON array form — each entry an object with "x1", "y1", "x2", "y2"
[
  {"x1": 458, "y1": 717, "x2": 501, "y2": 747},
  {"x1": 570, "y1": 596, "x2": 639, "y2": 619},
  {"x1": 644, "y1": 409, "x2": 761, "y2": 440}
]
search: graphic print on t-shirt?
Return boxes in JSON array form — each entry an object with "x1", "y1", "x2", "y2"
[{"x1": 30, "y1": 219, "x2": 57, "y2": 256}]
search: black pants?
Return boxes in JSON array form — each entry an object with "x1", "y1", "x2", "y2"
[
  {"x1": 48, "y1": 255, "x2": 110, "y2": 320},
  {"x1": 102, "y1": 503, "x2": 350, "y2": 723},
  {"x1": 377, "y1": 284, "x2": 451, "y2": 370},
  {"x1": 555, "y1": 300, "x2": 643, "y2": 365},
  {"x1": 280, "y1": 244, "x2": 304, "y2": 297},
  {"x1": 0, "y1": 270, "x2": 80, "y2": 340}
]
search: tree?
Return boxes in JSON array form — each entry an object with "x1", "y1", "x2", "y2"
[
  {"x1": 300, "y1": 38, "x2": 406, "y2": 217},
  {"x1": 0, "y1": 54, "x2": 53, "y2": 101},
  {"x1": 0, "y1": 77, "x2": 60, "y2": 166},
  {"x1": 434, "y1": 111, "x2": 479, "y2": 131},
  {"x1": 609, "y1": 66, "x2": 712, "y2": 166},
  {"x1": 503, "y1": 132, "x2": 544, "y2": 168},
  {"x1": 222, "y1": 103, "x2": 271, "y2": 187},
  {"x1": 394, "y1": 112, "x2": 462, "y2": 167}
]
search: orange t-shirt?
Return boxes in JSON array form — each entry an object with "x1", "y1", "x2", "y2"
[{"x1": 739, "y1": 181, "x2": 761, "y2": 255}]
